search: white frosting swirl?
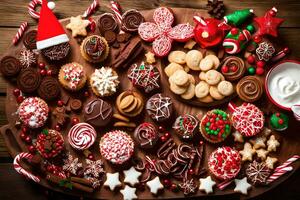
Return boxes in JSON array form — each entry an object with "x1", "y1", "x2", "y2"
[{"x1": 68, "y1": 122, "x2": 97, "y2": 150}]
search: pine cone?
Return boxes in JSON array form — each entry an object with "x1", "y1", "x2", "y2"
[{"x1": 207, "y1": 0, "x2": 225, "y2": 19}]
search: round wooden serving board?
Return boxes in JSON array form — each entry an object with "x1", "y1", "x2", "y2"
[{"x1": 1, "y1": 7, "x2": 300, "y2": 200}]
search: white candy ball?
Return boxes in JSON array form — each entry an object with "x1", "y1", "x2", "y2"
[{"x1": 47, "y1": 1, "x2": 56, "y2": 10}]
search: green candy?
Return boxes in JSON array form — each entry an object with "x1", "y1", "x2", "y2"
[{"x1": 248, "y1": 66, "x2": 256, "y2": 75}]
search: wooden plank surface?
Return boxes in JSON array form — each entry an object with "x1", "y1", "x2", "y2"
[{"x1": 0, "y1": 0, "x2": 299, "y2": 199}]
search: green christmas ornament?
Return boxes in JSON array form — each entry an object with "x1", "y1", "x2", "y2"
[
  {"x1": 224, "y1": 9, "x2": 254, "y2": 27},
  {"x1": 270, "y1": 112, "x2": 289, "y2": 131},
  {"x1": 248, "y1": 66, "x2": 256, "y2": 75}
]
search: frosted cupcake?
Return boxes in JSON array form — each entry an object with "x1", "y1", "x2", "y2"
[{"x1": 80, "y1": 35, "x2": 109, "y2": 63}]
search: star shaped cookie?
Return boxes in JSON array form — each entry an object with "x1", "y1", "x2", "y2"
[
  {"x1": 265, "y1": 156, "x2": 278, "y2": 169},
  {"x1": 256, "y1": 149, "x2": 269, "y2": 161},
  {"x1": 233, "y1": 130, "x2": 244, "y2": 143},
  {"x1": 120, "y1": 185, "x2": 138, "y2": 200},
  {"x1": 199, "y1": 176, "x2": 216, "y2": 194},
  {"x1": 234, "y1": 177, "x2": 252, "y2": 195},
  {"x1": 104, "y1": 172, "x2": 121, "y2": 191},
  {"x1": 146, "y1": 176, "x2": 164, "y2": 195},
  {"x1": 66, "y1": 15, "x2": 90, "y2": 37},
  {"x1": 123, "y1": 167, "x2": 142, "y2": 186},
  {"x1": 250, "y1": 136, "x2": 266, "y2": 149},
  {"x1": 267, "y1": 135, "x2": 280, "y2": 152},
  {"x1": 239, "y1": 142, "x2": 256, "y2": 162}
]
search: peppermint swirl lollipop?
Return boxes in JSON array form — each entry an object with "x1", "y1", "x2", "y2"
[
  {"x1": 68, "y1": 122, "x2": 97, "y2": 150},
  {"x1": 121, "y1": 9, "x2": 145, "y2": 32},
  {"x1": 221, "y1": 56, "x2": 246, "y2": 81},
  {"x1": 237, "y1": 76, "x2": 263, "y2": 102}
]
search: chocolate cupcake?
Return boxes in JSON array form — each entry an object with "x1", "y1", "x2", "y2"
[
  {"x1": 121, "y1": 9, "x2": 145, "y2": 32},
  {"x1": 37, "y1": 77, "x2": 60, "y2": 101},
  {"x1": 84, "y1": 98, "x2": 113, "y2": 127},
  {"x1": 0, "y1": 56, "x2": 21, "y2": 77},
  {"x1": 17, "y1": 68, "x2": 41, "y2": 93},
  {"x1": 146, "y1": 93, "x2": 173, "y2": 122},
  {"x1": 173, "y1": 114, "x2": 199, "y2": 139},
  {"x1": 236, "y1": 76, "x2": 263, "y2": 102},
  {"x1": 23, "y1": 30, "x2": 37, "y2": 50},
  {"x1": 200, "y1": 109, "x2": 231, "y2": 143},
  {"x1": 98, "y1": 13, "x2": 119, "y2": 34},
  {"x1": 220, "y1": 56, "x2": 246, "y2": 81},
  {"x1": 80, "y1": 35, "x2": 109, "y2": 63},
  {"x1": 133, "y1": 122, "x2": 159, "y2": 149},
  {"x1": 42, "y1": 42, "x2": 70, "y2": 61}
]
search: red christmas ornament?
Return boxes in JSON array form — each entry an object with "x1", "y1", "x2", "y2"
[
  {"x1": 254, "y1": 7, "x2": 284, "y2": 37},
  {"x1": 253, "y1": 35, "x2": 262, "y2": 43}
]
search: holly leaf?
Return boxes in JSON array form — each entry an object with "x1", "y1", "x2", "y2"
[{"x1": 42, "y1": 129, "x2": 48, "y2": 135}]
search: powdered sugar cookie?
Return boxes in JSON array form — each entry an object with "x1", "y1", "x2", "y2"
[
  {"x1": 250, "y1": 137, "x2": 267, "y2": 149},
  {"x1": 234, "y1": 177, "x2": 252, "y2": 195},
  {"x1": 205, "y1": 54, "x2": 220, "y2": 69},
  {"x1": 265, "y1": 156, "x2": 278, "y2": 169},
  {"x1": 267, "y1": 135, "x2": 280, "y2": 152},
  {"x1": 188, "y1": 74, "x2": 195, "y2": 84},
  {"x1": 205, "y1": 70, "x2": 221, "y2": 85},
  {"x1": 185, "y1": 50, "x2": 203, "y2": 71},
  {"x1": 209, "y1": 86, "x2": 225, "y2": 100},
  {"x1": 168, "y1": 51, "x2": 186, "y2": 64},
  {"x1": 181, "y1": 83, "x2": 195, "y2": 100},
  {"x1": 195, "y1": 81, "x2": 209, "y2": 98},
  {"x1": 239, "y1": 142, "x2": 256, "y2": 162},
  {"x1": 164, "y1": 62, "x2": 184, "y2": 77},
  {"x1": 199, "y1": 58, "x2": 214, "y2": 71},
  {"x1": 171, "y1": 70, "x2": 189, "y2": 86},
  {"x1": 170, "y1": 81, "x2": 188, "y2": 95},
  {"x1": 217, "y1": 81, "x2": 234, "y2": 96},
  {"x1": 198, "y1": 95, "x2": 214, "y2": 103}
]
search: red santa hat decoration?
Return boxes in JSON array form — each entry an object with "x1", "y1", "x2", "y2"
[{"x1": 36, "y1": 0, "x2": 69, "y2": 50}]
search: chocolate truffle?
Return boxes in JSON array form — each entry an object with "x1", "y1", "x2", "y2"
[
  {"x1": 133, "y1": 122, "x2": 158, "y2": 149},
  {"x1": 121, "y1": 9, "x2": 145, "y2": 32},
  {"x1": 17, "y1": 68, "x2": 41, "y2": 93},
  {"x1": 0, "y1": 56, "x2": 21, "y2": 77},
  {"x1": 98, "y1": 13, "x2": 119, "y2": 34},
  {"x1": 42, "y1": 42, "x2": 70, "y2": 61},
  {"x1": 173, "y1": 114, "x2": 199, "y2": 139},
  {"x1": 84, "y1": 98, "x2": 113, "y2": 127},
  {"x1": 146, "y1": 93, "x2": 173, "y2": 122},
  {"x1": 23, "y1": 30, "x2": 37, "y2": 50},
  {"x1": 37, "y1": 77, "x2": 60, "y2": 101}
]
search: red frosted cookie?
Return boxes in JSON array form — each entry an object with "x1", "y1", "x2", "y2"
[
  {"x1": 138, "y1": 7, "x2": 194, "y2": 57},
  {"x1": 208, "y1": 146, "x2": 241, "y2": 180},
  {"x1": 228, "y1": 102, "x2": 265, "y2": 137}
]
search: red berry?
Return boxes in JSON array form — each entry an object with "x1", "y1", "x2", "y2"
[
  {"x1": 55, "y1": 124, "x2": 61, "y2": 131},
  {"x1": 188, "y1": 169, "x2": 194, "y2": 175},
  {"x1": 160, "y1": 136, "x2": 166, "y2": 142},
  {"x1": 163, "y1": 179, "x2": 171, "y2": 187},
  {"x1": 20, "y1": 132, "x2": 27, "y2": 140},
  {"x1": 230, "y1": 28, "x2": 239, "y2": 35},
  {"x1": 247, "y1": 55, "x2": 255, "y2": 64},
  {"x1": 57, "y1": 100, "x2": 64, "y2": 107},
  {"x1": 28, "y1": 145, "x2": 36, "y2": 153},
  {"x1": 84, "y1": 91, "x2": 90, "y2": 97},
  {"x1": 158, "y1": 126, "x2": 165, "y2": 132},
  {"x1": 40, "y1": 69, "x2": 47, "y2": 76},
  {"x1": 230, "y1": 65, "x2": 238, "y2": 72},
  {"x1": 256, "y1": 61, "x2": 266, "y2": 68},
  {"x1": 278, "y1": 119, "x2": 284, "y2": 125},
  {"x1": 221, "y1": 65, "x2": 229, "y2": 73},
  {"x1": 238, "y1": 34, "x2": 245, "y2": 41},
  {"x1": 88, "y1": 154, "x2": 95, "y2": 160},
  {"x1": 22, "y1": 127, "x2": 28, "y2": 133},
  {"x1": 17, "y1": 96, "x2": 24, "y2": 103},
  {"x1": 275, "y1": 112, "x2": 280, "y2": 117},
  {"x1": 171, "y1": 183, "x2": 179, "y2": 192},
  {"x1": 256, "y1": 67, "x2": 264, "y2": 75},
  {"x1": 71, "y1": 117, "x2": 80, "y2": 125},
  {"x1": 253, "y1": 35, "x2": 262, "y2": 43},
  {"x1": 164, "y1": 132, "x2": 170, "y2": 138},
  {"x1": 38, "y1": 62, "x2": 45, "y2": 69},
  {"x1": 25, "y1": 136, "x2": 32, "y2": 143},
  {"x1": 47, "y1": 70, "x2": 52, "y2": 76},
  {"x1": 13, "y1": 88, "x2": 21, "y2": 97}
]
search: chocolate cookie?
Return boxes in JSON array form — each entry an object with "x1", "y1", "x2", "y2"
[
  {"x1": 220, "y1": 56, "x2": 246, "y2": 81},
  {"x1": 42, "y1": 42, "x2": 70, "y2": 61},
  {"x1": 23, "y1": 30, "x2": 37, "y2": 50},
  {"x1": 84, "y1": 98, "x2": 113, "y2": 127},
  {"x1": 37, "y1": 77, "x2": 60, "y2": 101},
  {"x1": 0, "y1": 56, "x2": 21, "y2": 77},
  {"x1": 133, "y1": 122, "x2": 158, "y2": 149},
  {"x1": 146, "y1": 93, "x2": 173, "y2": 122},
  {"x1": 17, "y1": 68, "x2": 41, "y2": 93},
  {"x1": 121, "y1": 9, "x2": 145, "y2": 32},
  {"x1": 236, "y1": 76, "x2": 263, "y2": 102},
  {"x1": 18, "y1": 49, "x2": 37, "y2": 68},
  {"x1": 173, "y1": 114, "x2": 199, "y2": 139},
  {"x1": 246, "y1": 161, "x2": 271, "y2": 185},
  {"x1": 98, "y1": 13, "x2": 119, "y2": 33}
]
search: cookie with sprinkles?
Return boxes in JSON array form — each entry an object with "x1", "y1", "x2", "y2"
[
  {"x1": 99, "y1": 130, "x2": 134, "y2": 164},
  {"x1": 58, "y1": 62, "x2": 87, "y2": 91},
  {"x1": 146, "y1": 93, "x2": 173, "y2": 122},
  {"x1": 173, "y1": 114, "x2": 199, "y2": 139},
  {"x1": 18, "y1": 97, "x2": 49, "y2": 129},
  {"x1": 208, "y1": 147, "x2": 241, "y2": 180},
  {"x1": 200, "y1": 109, "x2": 231, "y2": 143},
  {"x1": 128, "y1": 61, "x2": 160, "y2": 93}
]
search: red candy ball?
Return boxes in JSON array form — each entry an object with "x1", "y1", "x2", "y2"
[
  {"x1": 160, "y1": 136, "x2": 166, "y2": 142},
  {"x1": 231, "y1": 28, "x2": 239, "y2": 35},
  {"x1": 163, "y1": 179, "x2": 171, "y2": 187},
  {"x1": 17, "y1": 96, "x2": 24, "y2": 104},
  {"x1": 40, "y1": 69, "x2": 47, "y2": 76},
  {"x1": 221, "y1": 65, "x2": 229, "y2": 73},
  {"x1": 164, "y1": 132, "x2": 170, "y2": 138},
  {"x1": 88, "y1": 154, "x2": 95, "y2": 160},
  {"x1": 57, "y1": 100, "x2": 64, "y2": 107},
  {"x1": 28, "y1": 145, "x2": 36, "y2": 153},
  {"x1": 247, "y1": 55, "x2": 255, "y2": 64},
  {"x1": 278, "y1": 119, "x2": 284, "y2": 125},
  {"x1": 54, "y1": 124, "x2": 61, "y2": 131},
  {"x1": 25, "y1": 136, "x2": 32, "y2": 143},
  {"x1": 256, "y1": 67, "x2": 265, "y2": 75},
  {"x1": 256, "y1": 61, "x2": 266, "y2": 68},
  {"x1": 38, "y1": 62, "x2": 45, "y2": 69},
  {"x1": 71, "y1": 117, "x2": 80, "y2": 125},
  {"x1": 13, "y1": 88, "x2": 21, "y2": 97},
  {"x1": 253, "y1": 35, "x2": 262, "y2": 43},
  {"x1": 47, "y1": 70, "x2": 52, "y2": 76},
  {"x1": 20, "y1": 132, "x2": 27, "y2": 140},
  {"x1": 230, "y1": 65, "x2": 238, "y2": 72},
  {"x1": 158, "y1": 126, "x2": 165, "y2": 132}
]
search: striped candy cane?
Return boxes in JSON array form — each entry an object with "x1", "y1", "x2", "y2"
[
  {"x1": 13, "y1": 152, "x2": 40, "y2": 183},
  {"x1": 110, "y1": 0, "x2": 122, "y2": 24},
  {"x1": 276, "y1": 155, "x2": 300, "y2": 171},
  {"x1": 82, "y1": 0, "x2": 99, "y2": 18},
  {"x1": 217, "y1": 179, "x2": 233, "y2": 190},
  {"x1": 12, "y1": 22, "x2": 28, "y2": 45},
  {"x1": 267, "y1": 166, "x2": 293, "y2": 184},
  {"x1": 28, "y1": 0, "x2": 43, "y2": 19}
]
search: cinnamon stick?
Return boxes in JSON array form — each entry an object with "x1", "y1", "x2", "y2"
[{"x1": 70, "y1": 176, "x2": 93, "y2": 187}]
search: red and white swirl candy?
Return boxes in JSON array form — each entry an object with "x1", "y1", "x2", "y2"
[
  {"x1": 28, "y1": 0, "x2": 55, "y2": 19},
  {"x1": 68, "y1": 122, "x2": 97, "y2": 150},
  {"x1": 13, "y1": 152, "x2": 40, "y2": 183}
]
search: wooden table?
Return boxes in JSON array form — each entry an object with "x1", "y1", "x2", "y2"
[{"x1": 0, "y1": 0, "x2": 299, "y2": 199}]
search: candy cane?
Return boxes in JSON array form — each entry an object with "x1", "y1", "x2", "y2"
[
  {"x1": 12, "y1": 22, "x2": 28, "y2": 45},
  {"x1": 271, "y1": 47, "x2": 290, "y2": 63},
  {"x1": 13, "y1": 152, "x2": 40, "y2": 183},
  {"x1": 110, "y1": 0, "x2": 122, "y2": 24},
  {"x1": 82, "y1": 0, "x2": 100, "y2": 18},
  {"x1": 266, "y1": 166, "x2": 293, "y2": 184},
  {"x1": 28, "y1": 0, "x2": 55, "y2": 19},
  {"x1": 275, "y1": 155, "x2": 300, "y2": 171},
  {"x1": 217, "y1": 179, "x2": 233, "y2": 190}
]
